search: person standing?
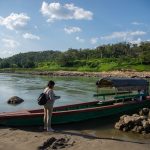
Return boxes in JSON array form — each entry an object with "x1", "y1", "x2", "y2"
[
  {"x1": 43, "y1": 80, "x2": 60, "y2": 132},
  {"x1": 138, "y1": 89, "x2": 144, "y2": 101}
]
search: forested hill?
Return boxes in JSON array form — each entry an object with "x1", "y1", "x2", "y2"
[
  {"x1": 0, "y1": 42, "x2": 150, "y2": 71},
  {"x1": 0, "y1": 50, "x2": 61, "y2": 68}
]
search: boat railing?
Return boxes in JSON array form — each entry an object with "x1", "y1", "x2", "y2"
[
  {"x1": 94, "y1": 93, "x2": 148, "y2": 105},
  {"x1": 93, "y1": 91, "x2": 131, "y2": 100},
  {"x1": 114, "y1": 93, "x2": 148, "y2": 104},
  {"x1": 114, "y1": 93, "x2": 146, "y2": 100}
]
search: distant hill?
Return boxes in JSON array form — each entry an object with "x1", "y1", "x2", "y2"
[
  {"x1": 0, "y1": 50, "x2": 61, "y2": 68},
  {"x1": 0, "y1": 42, "x2": 150, "y2": 71}
]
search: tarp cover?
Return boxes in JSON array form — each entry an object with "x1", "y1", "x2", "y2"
[{"x1": 96, "y1": 77, "x2": 149, "y2": 91}]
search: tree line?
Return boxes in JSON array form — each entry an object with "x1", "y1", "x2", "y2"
[{"x1": 0, "y1": 42, "x2": 149, "y2": 70}]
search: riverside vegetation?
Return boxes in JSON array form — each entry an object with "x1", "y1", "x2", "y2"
[{"x1": 0, "y1": 42, "x2": 150, "y2": 72}]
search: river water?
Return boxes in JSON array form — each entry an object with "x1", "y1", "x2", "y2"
[
  {"x1": 0, "y1": 73, "x2": 98, "y2": 112},
  {"x1": 0, "y1": 73, "x2": 150, "y2": 144}
]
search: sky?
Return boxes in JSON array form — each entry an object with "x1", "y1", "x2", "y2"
[{"x1": 0, "y1": 0, "x2": 150, "y2": 58}]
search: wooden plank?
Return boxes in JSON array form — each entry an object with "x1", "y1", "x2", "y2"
[
  {"x1": 93, "y1": 91, "x2": 131, "y2": 97},
  {"x1": 114, "y1": 94, "x2": 145, "y2": 99}
]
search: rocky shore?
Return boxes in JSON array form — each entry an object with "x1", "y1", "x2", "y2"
[
  {"x1": 23, "y1": 70, "x2": 150, "y2": 78},
  {"x1": 1, "y1": 70, "x2": 150, "y2": 78},
  {"x1": 115, "y1": 108, "x2": 150, "y2": 134}
]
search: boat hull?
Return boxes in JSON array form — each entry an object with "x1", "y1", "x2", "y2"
[{"x1": 0, "y1": 100, "x2": 150, "y2": 126}]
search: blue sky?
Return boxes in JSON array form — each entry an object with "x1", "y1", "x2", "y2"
[{"x1": 0, "y1": 0, "x2": 150, "y2": 58}]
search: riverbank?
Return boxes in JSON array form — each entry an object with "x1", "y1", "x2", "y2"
[
  {"x1": 0, "y1": 71, "x2": 150, "y2": 150},
  {"x1": 1, "y1": 70, "x2": 150, "y2": 78},
  {"x1": 0, "y1": 127, "x2": 150, "y2": 150},
  {"x1": 33, "y1": 70, "x2": 150, "y2": 78}
]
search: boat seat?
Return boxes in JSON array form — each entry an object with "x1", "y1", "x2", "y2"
[
  {"x1": 93, "y1": 91, "x2": 131, "y2": 97},
  {"x1": 114, "y1": 94, "x2": 145, "y2": 100}
]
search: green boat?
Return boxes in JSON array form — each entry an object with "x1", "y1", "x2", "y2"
[{"x1": 0, "y1": 77, "x2": 150, "y2": 126}]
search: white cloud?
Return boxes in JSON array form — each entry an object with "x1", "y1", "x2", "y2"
[
  {"x1": 2, "y1": 38, "x2": 20, "y2": 48},
  {"x1": 1, "y1": 50, "x2": 15, "y2": 57},
  {"x1": 90, "y1": 37, "x2": 98, "y2": 44},
  {"x1": 64, "y1": 26, "x2": 81, "y2": 34},
  {"x1": 0, "y1": 13, "x2": 30, "y2": 30},
  {"x1": 23, "y1": 33, "x2": 40, "y2": 40},
  {"x1": 76, "y1": 36, "x2": 85, "y2": 43},
  {"x1": 131, "y1": 21, "x2": 143, "y2": 25},
  {"x1": 130, "y1": 31, "x2": 146, "y2": 36},
  {"x1": 130, "y1": 38, "x2": 142, "y2": 45},
  {"x1": 41, "y1": 1, "x2": 93, "y2": 22},
  {"x1": 101, "y1": 31, "x2": 146, "y2": 41}
]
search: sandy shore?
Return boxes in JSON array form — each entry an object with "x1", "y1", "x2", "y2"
[{"x1": 0, "y1": 126, "x2": 150, "y2": 150}]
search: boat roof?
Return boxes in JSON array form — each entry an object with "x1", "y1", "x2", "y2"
[{"x1": 96, "y1": 77, "x2": 149, "y2": 91}]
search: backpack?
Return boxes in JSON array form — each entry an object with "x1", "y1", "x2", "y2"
[{"x1": 37, "y1": 92, "x2": 48, "y2": 105}]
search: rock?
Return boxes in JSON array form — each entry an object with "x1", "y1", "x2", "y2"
[
  {"x1": 132, "y1": 116, "x2": 142, "y2": 126},
  {"x1": 7, "y1": 96, "x2": 24, "y2": 104},
  {"x1": 131, "y1": 76, "x2": 138, "y2": 78},
  {"x1": 120, "y1": 115, "x2": 128, "y2": 120},
  {"x1": 38, "y1": 137, "x2": 56, "y2": 150},
  {"x1": 127, "y1": 122, "x2": 134, "y2": 130},
  {"x1": 38, "y1": 136, "x2": 75, "y2": 150},
  {"x1": 132, "y1": 114, "x2": 140, "y2": 117},
  {"x1": 115, "y1": 107, "x2": 150, "y2": 134},
  {"x1": 122, "y1": 126, "x2": 130, "y2": 132},
  {"x1": 140, "y1": 115, "x2": 148, "y2": 120},
  {"x1": 136, "y1": 126, "x2": 144, "y2": 133},
  {"x1": 142, "y1": 120, "x2": 150, "y2": 129},
  {"x1": 114, "y1": 120, "x2": 125, "y2": 130},
  {"x1": 115, "y1": 122, "x2": 123, "y2": 130},
  {"x1": 132, "y1": 125, "x2": 138, "y2": 133},
  {"x1": 141, "y1": 120, "x2": 150, "y2": 133},
  {"x1": 123, "y1": 116, "x2": 132, "y2": 124},
  {"x1": 139, "y1": 108, "x2": 150, "y2": 116},
  {"x1": 132, "y1": 125, "x2": 145, "y2": 133},
  {"x1": 51, "y1": 138, "x2": 68, "y2": 149}
]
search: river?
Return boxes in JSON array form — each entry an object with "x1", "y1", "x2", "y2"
[
  {"x1": 0, "y1": 73, "x2": 150, "y2": 144},
  {"x1": 0, "y1": 73, "x2": 98, "y2": 112}
]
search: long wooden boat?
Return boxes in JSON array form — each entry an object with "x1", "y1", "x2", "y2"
[
  {"x1": 0, "y1": 77, "x2": 150, "y2": 126},
  {"x1": 0, "y1": 97, "x2": 150, "y2": 126}
]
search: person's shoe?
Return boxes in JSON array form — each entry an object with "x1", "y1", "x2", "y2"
[{"x1": 47, "y1": 128, "x2": 55, "y2": 132}]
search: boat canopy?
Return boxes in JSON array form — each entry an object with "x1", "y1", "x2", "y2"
[{"x1": 96, "y1": 77, "x2": 149, "y2": 92}]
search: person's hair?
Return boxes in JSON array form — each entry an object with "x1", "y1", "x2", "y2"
[{"x1": 47, "y1": 80, "x2": 55, "y2": 88}]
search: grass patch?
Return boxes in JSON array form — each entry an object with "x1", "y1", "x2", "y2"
[
  {"x1": 98, "y1": 62, "x2": 118, "y2": 71},
  {"x1": 130, "y1": 64, "x2": 150, "y2": 71}
]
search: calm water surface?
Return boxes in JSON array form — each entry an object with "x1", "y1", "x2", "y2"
[
  {"x1": 0, "y1": 73, "x2": 98, "y2": 112},
  {"x1": 0, "y1": 73, "x2": 150, "y2": 144}
]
